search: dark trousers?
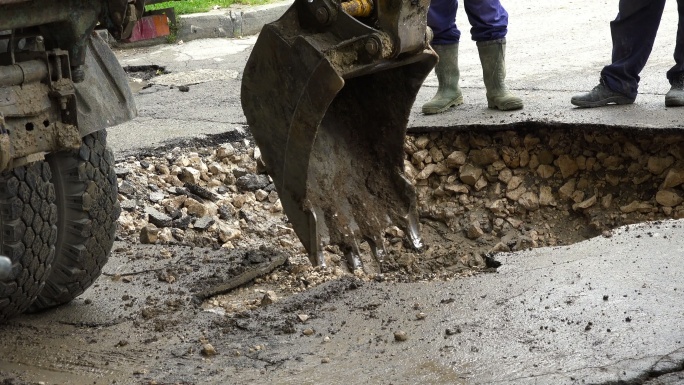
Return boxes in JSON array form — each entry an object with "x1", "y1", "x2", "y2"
[
  {"x1": 428, "y1": 0, "x2": 508, "y2": 45},
  {"x1": 602, "y1": 0, "x2": 684, "y2": 99}
]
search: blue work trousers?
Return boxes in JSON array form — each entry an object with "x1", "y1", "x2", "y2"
[
  {"x1": 428, "y1": 0, "x2": 508, "y2": 45},
  {"x1": 602, "y1": 0, "x2": 684, "y2": 99}
]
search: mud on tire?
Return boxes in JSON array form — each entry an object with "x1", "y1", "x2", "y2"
[
  {"x1": 30, "y1": 131, "x2": 120, "y2": 311},
  {"x1": 0, "y1": 162, "x2": 58, "y2": 321}
]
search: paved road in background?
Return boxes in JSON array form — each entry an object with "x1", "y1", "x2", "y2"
[{"x1": 109, "y1": 0, "x2": 682, "y2": 156}]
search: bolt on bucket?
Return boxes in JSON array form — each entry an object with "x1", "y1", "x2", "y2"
[{"x1": 241, "y1": 0, "x2": 437, "y2": 270}]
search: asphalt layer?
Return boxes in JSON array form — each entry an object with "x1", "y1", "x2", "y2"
[
  {"x1": 11, "y1": 1, "x2": 679, "y2": 384},
  {"x1": 236, "y1": 220, "x2": 684, "y2": 385}
]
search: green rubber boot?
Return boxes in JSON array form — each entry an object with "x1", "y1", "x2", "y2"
[
  {"x1": 477, "y1": 38, "x2": 523, "y2": 111},
  {"x1": 665, "y1": 74, "x2": 684, "y2": 107},
  {"x1": 422, "y1": 44, "x2": 463, "y2": 115}
]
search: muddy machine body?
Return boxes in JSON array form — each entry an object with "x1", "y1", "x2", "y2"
[{"x1": 0, "y1": 0, "x2": 138, "y2": 321}]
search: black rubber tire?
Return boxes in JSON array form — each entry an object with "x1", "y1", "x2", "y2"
[
  {"x1": 29, "y1": 131, "x2": 120, "y2": 311},
  {"x1": 0, "y1": 162, "x2": 58, "y2": 321}
]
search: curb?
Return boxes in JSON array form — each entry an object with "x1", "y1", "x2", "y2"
[
  {"x1": 176, "y1": 0, "x2": 293, "y2": 42},
  {"x1": 105, "y1": 1, "x2": 293, "y2": 49}
]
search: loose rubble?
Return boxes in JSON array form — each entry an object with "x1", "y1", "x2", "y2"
[{"x1": 114, "y1": 127, "x2": 684, "y2": 314}]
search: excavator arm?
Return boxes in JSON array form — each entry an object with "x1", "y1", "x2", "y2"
[{"x1": 241, "y1": 0, "x2": 437, "y2": 270}]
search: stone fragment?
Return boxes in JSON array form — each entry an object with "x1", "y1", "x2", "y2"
[
  {"x1": 647, "y1": 156, "x2": 675, "y2": 175},
  {"x1": 556, "y1": 155, "x2": 579, "y2": 178},
  {"x1": 236, "y1": 174, "x2": 270, "y2": 191},
  {"x1": 488, "y1": 242, "x2": 510, "y2": 253},
  {"x1": 474, "y1": 176, "x2": 488, "y2": 192},
  {"x1": 518, "y1": 192, "x2": 540, "y2": 211},
  {"x1": 602, "y1": 156, "x2": 623, "y2": 170},
  {"x1": 218, "y1": 224, "x2": 242, "y2": 242},
  {"x1": 429, "y1": 146, "x2": 445, "y2": 163},
  {"x1": 149, "y1": 191, "x2": 165, "y2": 203},
  {"x1": 255, "y1": 189, "x2": 269, "y2": 202},
  {"x1": 571, "y1": 190, "x2": 585, "y2": 203},
  {"x1": 193, "y1": 216, "x2": 215, "y2": 231},
  {"x1": 444, "y1": 184, "x2": 469, "y2": 194},
  {"x1": 507, "y1": 176, "x2": 522, "y2": 190},
  {"x1": 538, "y1": 186, "x2": 556, "y2": 206},
  {"x1": 572, "y1": 195, "x2": 597, "y2": 211},
  {"x1": 412, "y1": 149, "x2": 429, "y2": 164},
  {"x1": 498, "y1": 168, "x2": 513, "y2": 183},
  {"x1": 466, "y1": 223, "x2": 484, "y2": 239},
  {"x1": 459, "y1": 164, "x2": 483, "y2": 186},
  {"x1": 515, "y1": 235, "x2": 537, "y2": 250},
  {"x1": 145, "y1": 207, "x2": 173, "y2": 227},
  {"x1": 469, "y1": 148, "x2": 499, "y2": 166},
  {"x1": 261, "y1": 291, "x2": 278, "y2": 305},
  {"x1": 201, "y1": 344, "x2": 217, "y2": 357},
  {"x1": 414, "y1": 136, "x2": 430, "y2": 149},
  {"x1": 507, "y1": 217, "x2": 523, "y2": 229},
  {"x1": 501, "y1": 147, "x2": 520, "y2": 168},
  {"x1": 620, "y1": 201, "x2": 653, "y2": 213},
  {"x1": 623, "y1": 142, "x2": 642, "y2": 159},
  {"x1": 140, "y1": 224, "x2": 159, "y2": 244},
  {"x1": 232, "y1": 167, "x2": 249, "y2": 179},
  {"x1": 158, "y1": 228, "x2": 174, "y2": 243},
  {"x1": 121, "y1": 199, "x2": 137, "y2": 211},
  {"x1": 416, "y1": 163, "x2": 437, "y2": 180},
  {"x1": 488, "y1": 199, "x2": 508, "y2": 217},
  {"x1": 184, "y1": 198, "x2": 208, "y2": 217},
  {"x1": 506, "y1": 186, "x2": 526, "y2": 201},
  {"x1": 558, "y1": 179, "x2": 576, "y2": 201},
  {"x1": 114, "y1": 167, "x2": 131, "y2": 178},
  {"x1": 216, "y1": 143, "x2": 235, "y2": 159},
  {"x1": 446, "y1": 151, "x2": 467, "y2": 168},
  {"x1": 656, "y1": 190, "x2": 683, "y2": 207},
  {"x1": 179, "y1": 167, "x2": 200, "y2": 184},
  {"x1": 536, "y1": 164, "x2": 555, "y2": 179},
  {"x1": 661, "y1": 168, "x2": 684, "y2": 189},
  {"x1": 601, "y1": 194, "x2": 613, "y2": 209},
  {"x1": 537, "y1": 150, "x2": 554, "y2": 165},
  {"x1": 394, "y1": 331, "x2": 408, "y2": 342}
]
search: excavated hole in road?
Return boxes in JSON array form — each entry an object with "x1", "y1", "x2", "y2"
[{"x1": 115, "y1": 124, "x2": 684, "y2": 314}]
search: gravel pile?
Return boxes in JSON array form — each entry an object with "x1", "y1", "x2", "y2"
[{"x1": 113, "y1": 126, "x2": 684, "y2": 311}]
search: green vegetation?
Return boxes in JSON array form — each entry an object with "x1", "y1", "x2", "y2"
[{"x1": 146, "y1": 0, "x2": 274, "y2": 15}]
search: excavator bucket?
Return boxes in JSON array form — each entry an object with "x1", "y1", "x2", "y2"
[{"x1": 241, "y1": 0, "x2": 437, "y2": 270}]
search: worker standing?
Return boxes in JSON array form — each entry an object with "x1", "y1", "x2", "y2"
[
  {"x1": 571, "y1": 0, "x2": 684, "y2": 108},
  {"x1": 422, "y1": 0, "x2": 523, "y2": 114}
]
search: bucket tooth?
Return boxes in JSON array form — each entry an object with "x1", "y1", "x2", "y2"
[
  {"x1": 365, "y1": 236, "x2": 387, "y2": 265},
  {"x1": 306, "y1": 208, "x2": 326, "y2": 267},
  {"x1": 241, "y1": 0, "x2": 436, "y2": 271},
  {"x1": 342, "y1": 233, "x2": 364, "y2": 270}
]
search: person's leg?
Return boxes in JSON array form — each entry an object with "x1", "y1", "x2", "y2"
[
  {"x1": 462, "y1": 0, "x2": 507, "y2": 42},
  {"x1": 464, "y1": 0, "x2": 522, "y2": 110},
  {"x1": 423, "y1": 0, "x2": 463, "y2": 114},
  {"x1": 601, "y1": 0, "x2": 666, "y2": 99},
  {"x1": 665, "y1": 0, "x2": 684, "y2": 106},
  {"x1": 428, "y1": 0, "x2": 460, "y2": 45}
]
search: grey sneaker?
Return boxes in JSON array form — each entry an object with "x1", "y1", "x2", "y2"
[
  {"x1": 571, "y1": 79, "x2": 635, "y2": 108},
  {"x1": 665, "y1": 74, "x2": 684, "y2": 107}
]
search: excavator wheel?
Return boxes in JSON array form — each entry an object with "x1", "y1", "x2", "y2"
[
  {"x1": 0, "y1": 162, "x2": 57, "y2": 322},
  {"x1": 29, "y1": 131, "x2": 120, "y2": 311}
]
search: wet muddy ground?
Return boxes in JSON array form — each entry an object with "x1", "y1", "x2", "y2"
[{"x1": 1, "y1": 126, "x2": 684, "y2": 384}]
